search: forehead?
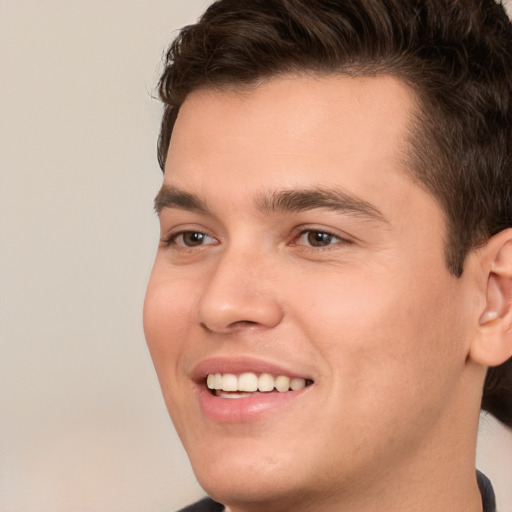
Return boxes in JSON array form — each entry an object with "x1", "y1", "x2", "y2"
[{"x1": 163, "y1": 74, "x2": 422, "y2": 218}]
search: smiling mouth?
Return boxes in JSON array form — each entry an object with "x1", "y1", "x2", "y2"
[{"x1": 206, "y1": 372, "x2": 314, "y2": 398}]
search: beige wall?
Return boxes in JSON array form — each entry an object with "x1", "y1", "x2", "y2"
[{"x1": 1, "y1": 1, "x2": 511, "y2": 511}]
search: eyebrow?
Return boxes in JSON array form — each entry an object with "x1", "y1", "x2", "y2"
[
  {"x1": 257, "y1": 188, "x2": 387, "y2": 223},
  {"x1": 154, "y1": 185, "x2": 209, "y2": 214},
  {"x1": 154, "y1": 184, "x2": 387, "y2": 223}
]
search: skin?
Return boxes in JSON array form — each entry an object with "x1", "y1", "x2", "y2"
[{"x1": 143, "y1": 74, "x2": 502, "y2": 511}]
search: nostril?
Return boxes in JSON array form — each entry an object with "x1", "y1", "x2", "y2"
[
  {"x1": 200, "y1": 319, "x2": 263, "y2": 333},
  {"x1": 230, "y1": 320, "x2": 259, "y2": 328}
]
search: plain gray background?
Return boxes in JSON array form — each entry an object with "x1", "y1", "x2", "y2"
[{"x1": 1, "y1": 1, "x2": 511, "y2": 511}]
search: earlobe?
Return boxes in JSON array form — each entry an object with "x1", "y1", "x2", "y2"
[
  {"x1": 479, "y1": 309, "x2": 498, "y2": 325},
  {"x1": 470, "y1": 229, "x2": 512, "y2": 367}
]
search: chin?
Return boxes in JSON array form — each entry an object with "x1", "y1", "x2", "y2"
[
  {"x1": 197, "y1": 471, "x2": 309, "y2": 511},
  {"x1": 187, "y1": 440, "x2": 309, "y2": 507}
]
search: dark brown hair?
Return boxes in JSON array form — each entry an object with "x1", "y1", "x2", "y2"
[{"x1": 157, "y1": 0, "x2": 512, "y2": 426}]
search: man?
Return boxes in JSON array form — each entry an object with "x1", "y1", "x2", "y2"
[{"x1": 143, "y1": 0, "x2": 512, "y2": 510}]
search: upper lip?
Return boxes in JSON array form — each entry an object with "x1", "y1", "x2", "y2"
[{"x1": 191, "y1": 356, "x2": 314, "y2": 383}]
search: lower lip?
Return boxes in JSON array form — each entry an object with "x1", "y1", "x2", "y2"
[{"x1": 197, "y1": 386, "x2": 310, "y2": 423}]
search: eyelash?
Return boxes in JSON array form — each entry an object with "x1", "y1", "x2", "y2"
[
  {"x1": 292, "y1": 228, "x2": 352, "y2": 250},
  {"x1": 160, "y1": 230, "x2": 215, "y2": 248},
  {"x1": 161, "y1": 227, "x2": 351, "y2": 252}
]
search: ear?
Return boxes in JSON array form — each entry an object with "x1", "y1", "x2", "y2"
[{"x1": 469, "y1": 228, "x2": 512, "y2": 367}]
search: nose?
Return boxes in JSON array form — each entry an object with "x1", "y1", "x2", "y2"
[{"x1": 197, "y1": 247, "x2": 284, "y2": 334}]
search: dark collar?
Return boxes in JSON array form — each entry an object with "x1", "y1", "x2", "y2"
[
  {"x1": 477, "y1": 471, "x2": 496, "y2": 512},
  {"x1": 177, "y1": 497, "x2": 224, "y2": 512}
]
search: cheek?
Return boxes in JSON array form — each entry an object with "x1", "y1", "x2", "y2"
[
  {"x1": 290, "y1": 264, "x2": 465, "y2": 416},
  {"x1": 143, "y1": 266, "x2": 195, "y2": 384},
  {"x1": 143, "y1": 271, "x2": 201, "y2": 440}
]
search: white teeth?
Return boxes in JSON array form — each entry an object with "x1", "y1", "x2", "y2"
[
  {"x1": 238, "y1": 372, "x2": 258, "y2": 392},
  {"x1": 290, "y1": 377, "x2": 306, "y2": 391},
  {"x1": 206, "y1": 372, "x2": 309, "y2": 394},
  {"x1": 222, "y1": 373, "x2": 238, "y2": 391},
  {"x1": 258, "y1": 373, "x2": 275, "y2": 392},
  {"x1": 217, "y1": 391, "x2": 253, "y2": 399},
  {"x1": 275, "y1": 375, "x2": 291, "y2": 392}
]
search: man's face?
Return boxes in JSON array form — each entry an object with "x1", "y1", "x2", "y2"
[{"x1": 144, "y1": 75, "x2": 475, "y2": 508}]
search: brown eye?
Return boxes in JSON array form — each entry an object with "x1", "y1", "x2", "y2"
[
  {"x1": 180, "y1": 231, "x2": 209, "y2": 247},
  {"x1": 161, "y1": 230, "x2": 217, "y2": 250},
  {"x1": 305, "y1": 231, "x2": 337, "y2": 247}
]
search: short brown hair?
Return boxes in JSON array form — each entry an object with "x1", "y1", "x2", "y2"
[{"x1": 157, "y1": 0, "x2": 512, "y2": 425}]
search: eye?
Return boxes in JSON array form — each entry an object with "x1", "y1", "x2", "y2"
[
  {"x1": 164, "y1": 230, "x2": 217, "y2": 248},
  {"x1": 295, "y1": 229, "x2": 346, "y2": 248}
]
